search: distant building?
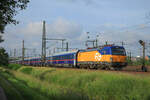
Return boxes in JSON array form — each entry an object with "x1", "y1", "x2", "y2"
[
  {"x1": 131, "y1": 57, "x2": 137, "y2": 61},
  {"x1": 130, "y1": 56, "x2": 149, "y2": 61},
  {"x1": 146, "y1": 56, "x2": 150, "y2": 60}
]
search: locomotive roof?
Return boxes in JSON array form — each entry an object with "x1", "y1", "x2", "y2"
[{"x1": 81, "y1": 45, "x2": 124, "y2": 52}]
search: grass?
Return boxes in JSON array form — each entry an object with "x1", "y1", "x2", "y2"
[
  {"x1": 0, "y1": 67, "x2": 49, "y2": 100},
  {"x1": 0, "y1": 68, "x2": 23, "y2": 100},
  {"x1": 1, "y1": 66, "x2": 150, "y2": 100},
  {"x1": 18, "y1": 66, "x2": 150, "y2": 100},
  {"x1": 7, "y1": 64, "x2": 22, "y2": 70}
]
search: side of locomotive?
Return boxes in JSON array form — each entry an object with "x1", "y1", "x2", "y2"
[{"x1": 77, "y1": 46, "x2": 127, "y2": 70}]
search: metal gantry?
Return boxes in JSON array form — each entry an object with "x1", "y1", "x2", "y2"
[
  {"x1": 41, "y1": 21, "x2": 46, "y2": 63},
  {"x1": 85, "y1": 32, "x2": 100, "y2": 48},
  {"x1": 22, "y1": 40, "x2": 25, "y2": 64},
  {"x1": 46, "y1": 38, "x2": 66, "y2": 51},
  {"x1": 41, "y1": 21, "x2": 67, "y2": 65}
]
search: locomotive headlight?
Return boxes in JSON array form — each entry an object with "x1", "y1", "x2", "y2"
[{"x1": 110, "y1": 57, "x2": 113, "y2": 62}]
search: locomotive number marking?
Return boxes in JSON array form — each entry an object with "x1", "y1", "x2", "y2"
[{"x1": 95, "y1": 53, "x2": 102, "y2": 61}]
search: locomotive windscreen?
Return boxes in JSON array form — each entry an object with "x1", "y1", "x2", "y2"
[{"x1": 111, "y1": 47, "x2": 126, "y2": 56}]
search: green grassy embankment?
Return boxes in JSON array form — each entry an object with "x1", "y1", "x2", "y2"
[
  {"x1": 0, "y1": 67, "x2": 49, "y2": 100},
  {"x1": 0, "y1": 64, "x2": 150, "y2": 100}
]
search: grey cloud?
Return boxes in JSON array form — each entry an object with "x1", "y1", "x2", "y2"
[{"x1": 47, "y1": 18, "x2": 83, "y2": 39}]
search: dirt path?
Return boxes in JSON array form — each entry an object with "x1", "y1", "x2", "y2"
[{"x1": 0, "y1": 86, "x2": 7, "y2": 100}]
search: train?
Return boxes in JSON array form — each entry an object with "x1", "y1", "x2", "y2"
[{"x1": 13, "y1": 45, "x2": 127, "y2": 70}]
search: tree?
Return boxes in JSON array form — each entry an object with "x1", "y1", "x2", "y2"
[
  {"x1": 0, "y1": 48, "x2": 9, "y2": 66},
  {"x1": 0, "y1": 0, "x2": 29, "y2": 42}
]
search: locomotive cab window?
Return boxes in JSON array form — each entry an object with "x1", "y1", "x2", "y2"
[{"x1": 111, "y1": 47, "x2": 126, "y2": 56}]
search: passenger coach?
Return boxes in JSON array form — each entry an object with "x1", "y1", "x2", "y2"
[{"x1": 46, "y1": 50, "x2": 78, "y2": 67}]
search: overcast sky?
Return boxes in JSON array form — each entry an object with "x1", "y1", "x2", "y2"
[{"x1": 1, "y1": 0, "x2": 150, "y2": 57}]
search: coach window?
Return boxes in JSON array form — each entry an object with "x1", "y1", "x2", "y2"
[
  {"x1": 63, "y1": 56, "x2": 65, "y2": 60},
  {"x1": 70, "y1": 55, "x2": 72, "y2": 59},
  {"x1": 64, "y1": 55, "x2": 66, "y2": 59},
  {"x1": 63, "y1": 55, "x2": 65, "y2": 59},
  {"x1": 55, "y1": 57, "x2": 57, "y2": 60},
  {"x1": 66, "y1": 55, "x2": 68, "y2": 59}
]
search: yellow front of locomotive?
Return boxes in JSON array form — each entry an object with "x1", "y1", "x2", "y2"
[
  {"x1": 95, "y1": 46, "x2": 127, "y2": 68},
  {"x1": 108, "y1": 46, "x2": 127, "y2": 67}
]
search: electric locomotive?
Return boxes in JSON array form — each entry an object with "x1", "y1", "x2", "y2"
[{"x1": 77, "y1": 45, "x2": 127, "y2": 70}]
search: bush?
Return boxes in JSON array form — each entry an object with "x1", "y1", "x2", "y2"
[
  {"x1": 0, "y1": 48, "x2": 9, "y2": 66},
  {"x1": 19, "y1": 67, "x2": 33, "y2": 74},
  {"x1": 7, "y1": 64, "x2": 22, "y2": 70}
]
